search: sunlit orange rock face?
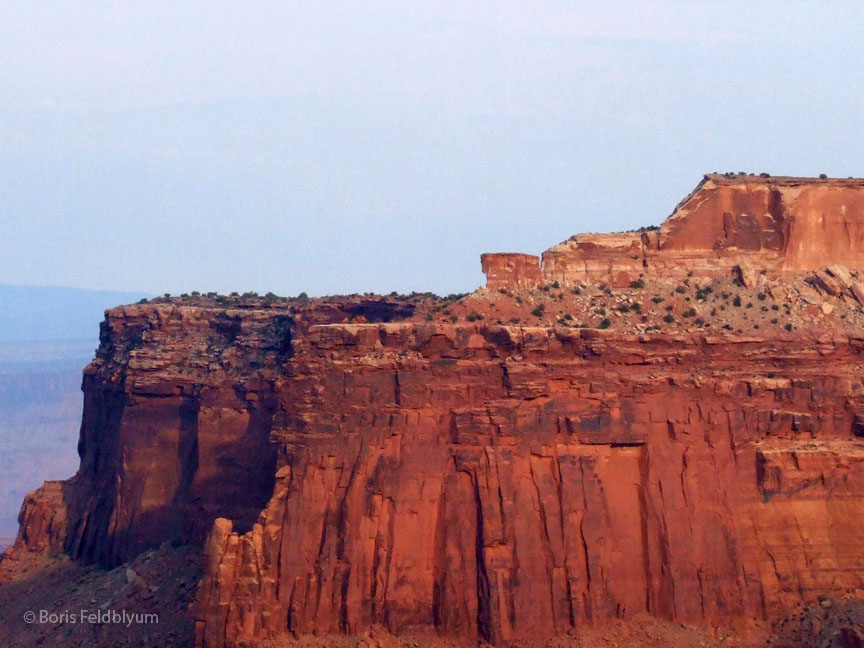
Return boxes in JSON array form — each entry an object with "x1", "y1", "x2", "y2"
[
  {"x1": 4, "y1": 176, "x2": 864, "y2": 647},
  {"x1": 192, "y1": 324, "x2": 864, "y2": 647},
  {"x1": 481, "y1": 253, "x2": 542, "y2": 290},
  {"x1": 491, "y1": 174, "x2": 864, "y2": 288}
]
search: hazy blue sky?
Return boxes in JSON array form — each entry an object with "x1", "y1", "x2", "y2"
[{"x1": 1, "y1": 2, "x2": 863, "y2": 296}]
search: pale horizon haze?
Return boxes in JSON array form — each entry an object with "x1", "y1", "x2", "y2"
[{"x1": 2, "y1": 2, "x2": 863, "y2": 297}]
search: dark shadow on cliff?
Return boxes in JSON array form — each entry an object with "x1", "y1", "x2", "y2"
[
  {"x1": 346, "y1": 300, "x2": 416, "y2": 322},
  {"x1": 63, "y1": 378, "x2": 127, "y2": 565},
  {"x1": 61, "y1": 384, "x2": 277, "y2": 568},
  {"x1": 770, "y1": 598, "x2": 864, "y2": 648}
]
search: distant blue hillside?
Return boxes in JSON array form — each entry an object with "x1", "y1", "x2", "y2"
[{"x1": 0, "y1": 284, "x2": 150, "y2": 342}]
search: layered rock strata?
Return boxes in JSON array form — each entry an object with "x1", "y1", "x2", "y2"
[
  {"x1": 3, "y1": 176, "x2": 864, "y2": 648},
  {"x1": 192, "y1": 322, "x2": 864, "y2": 646},
  {"x1": 485, "y1": 175, "x2": 864, "y2": 289}
]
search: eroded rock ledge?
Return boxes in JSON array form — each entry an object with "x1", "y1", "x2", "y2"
[{"x1": 483, "y1": 174, "x2": 864, "y2": 288}]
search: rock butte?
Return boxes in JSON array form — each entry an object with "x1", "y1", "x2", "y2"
[
  {"x1": 482, "y1": 173, "x2": 864, "y2": 289},
  {"x1": 2, "y1": 174, "x2": 864, "y2": 647}
]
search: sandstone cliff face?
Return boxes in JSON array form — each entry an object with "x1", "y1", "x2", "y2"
[
  {"x1": 7, "y1": 305, "x2": 864, "y2": 647},
  {"x1": 5, "y1": 176, "x2": 864, "y2": 647},
  {"x1": 488, "y1": 175, "x2": 864, "y2": 288},
  {"x1": 191, "y1": 322, "x2": 864, "y2": 646},
  {"x1": 1, "y1": 305, "x2": 286, "y2": 569},
  {"x1": 1, "y1": 298, "x2": 418, "y2": 571},
  {"x1": 481, "y1": 253, "x2": 542, "y2": 290}
]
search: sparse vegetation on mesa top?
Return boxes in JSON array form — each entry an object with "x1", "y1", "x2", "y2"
[
  {"x1": 126, "y1": 266, "x2": 864, "y2": 337},
  {"x1": 624, "y1": 225, "x2": 660, "y2": 233}
]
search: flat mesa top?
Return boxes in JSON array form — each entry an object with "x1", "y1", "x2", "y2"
[{"x1": 704, "y1": 173, "x2": 864, "y2": 186}]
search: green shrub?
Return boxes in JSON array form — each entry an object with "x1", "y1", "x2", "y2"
[{"x1": 598, "y1": 318, "x2": 611, "y2": 329}]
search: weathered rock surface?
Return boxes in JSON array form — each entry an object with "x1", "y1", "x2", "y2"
[
  {"x1": 481, "y1": 253, "x2": 542, "y2": 290},
  {"x1": 191, "y1": 323, "x2": 864, "y2": 646},
  {"x1": 4, "y1": 176, "x2": 864, "y2": 647},
  {"x1": 0, "y1": 298, "x2": 421, "y2": 570},
  {"x1": 488, "y1": 174, "x2": 864, "y2": 288}
]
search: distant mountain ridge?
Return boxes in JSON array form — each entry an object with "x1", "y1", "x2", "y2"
[{"x1": 0, "y1": 283, "x2": 150, "y2": 342}]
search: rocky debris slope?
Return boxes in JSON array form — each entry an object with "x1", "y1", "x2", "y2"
[{"x1": 0, "y1": 542, "x2": 200, "y2": 648}]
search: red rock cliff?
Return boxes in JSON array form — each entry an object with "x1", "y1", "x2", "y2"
[
  {"x1": 4, "y1": 176, "x2": 864, "y2": 648},
  {"x1": 488, "y1": 174, "x2": 864, "y2": 288},
  {"x1": 191, "y1": 321, "x2": 864, "y2": 646}
]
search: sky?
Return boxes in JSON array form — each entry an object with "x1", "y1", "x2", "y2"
[{"x1": 1, "y1": 1, "x2": 863, "y2": 297}]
